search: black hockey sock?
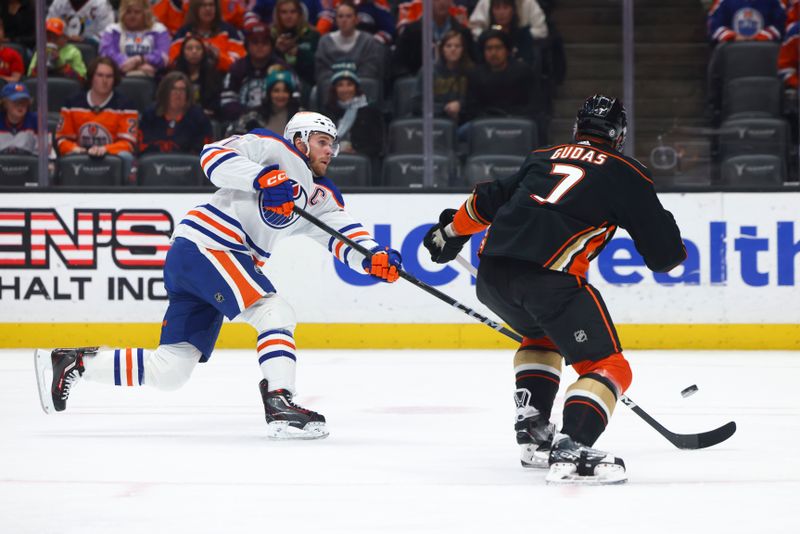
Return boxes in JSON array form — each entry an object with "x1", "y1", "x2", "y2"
[
  {"x1": 561, "y1": 373, "x2": 618, "y2": 446},
  {"x1": 513, "y1": 344, "x2": 562, "y2": 419}
]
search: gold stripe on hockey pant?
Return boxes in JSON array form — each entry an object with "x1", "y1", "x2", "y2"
[
  {"x1": 513, "y1": 350, "x2": 562, "y2": 378},
  {"x1": 565, "y1": 376, "x2": 618, "y2": 422}
]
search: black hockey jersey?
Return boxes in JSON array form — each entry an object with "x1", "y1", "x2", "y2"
[{"x1": 453, "y1": 141, "x2": 686, "y2": 277}]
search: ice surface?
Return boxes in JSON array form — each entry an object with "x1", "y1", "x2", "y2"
[{"x1": 1, "y1": 349, "x2": 798, "y2": 533}]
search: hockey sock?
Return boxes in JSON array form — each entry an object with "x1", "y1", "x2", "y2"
[
  {"x1": 82, "y1": 343, "x2": 201, "y2": 390},
  {"x1": 83, "y1": 348, "x2": 150, "y2": 387},
  {"x1": 257, "y1": 329, "x2": 297, "y2": 394},
  {"x1": 513, "y1": 336, "x2": 563, "y2": 419},
  {"x1": 562, "y1": 353, "x2": 632, "y2": 446}
]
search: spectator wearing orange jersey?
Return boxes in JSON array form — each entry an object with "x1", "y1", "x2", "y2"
[
  {"x1": 153, "y1": 0, "x2": 249, "y2": 35},
  {"x1": 169, "y1": 0, "x2": 246, "y2": 72},
  {"x1": 56, "y1": 57, "x2": 139, "y2": 179},
  {"x1": 395, "y1": 0, "x2": 468, "y2": 30}
]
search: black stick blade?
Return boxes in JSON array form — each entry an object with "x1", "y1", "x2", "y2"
[{"x1": 671, "y1": 421, "x2": 737, "y2": 450}]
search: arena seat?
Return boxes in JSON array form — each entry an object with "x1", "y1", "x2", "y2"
[
  {"x1": 463, "y1": 155, "x2": 526, "y2": 185},
  {"x1": 387, "y1": 118, "x2": 455, "y2": 154},
  {"x1": 325, "y1": 153, "x2": 372, "y2": 187},
  {"x1": 137, "y1": 154, "x2": 204, "y2": 186},
  {"x1": 719, "y1": 154, "x2": 785, "y2": 186},
  {"x1": 0, "y1": 154, "x2": 39, "y2": 186},
  {"x1": 722, "y1": 76, "x2": 781, "y2": 121},
  {"x1": 57, "y1": 154, "x2": 124, "y2": 186},
  {"x1": 468, "y1": 117, "x2": 538, "y2": 156},
  {"x1": 382, "y1": 154, "x2": 454, "y2": 187},
  {"x1": 117, "y1": 76, "x2": 156, "y2": 115},
  {"x1": 22, "y1": 77, "x2": 81, "y2": 113}
]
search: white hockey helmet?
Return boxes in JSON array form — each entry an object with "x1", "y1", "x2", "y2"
[{"x1": 284, "y1": 112, "x2": 339, "y2": 156}]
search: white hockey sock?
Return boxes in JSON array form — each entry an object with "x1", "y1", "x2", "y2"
[
  {"x1": 83, "y1": 348, "x2": 150, "y2": 387},
  {"x1": 83, "y1": 343, "x2": 201, "y2": 391},
  {"x1": 257, "y1": 329, "x2": 297, "y2": 394}
]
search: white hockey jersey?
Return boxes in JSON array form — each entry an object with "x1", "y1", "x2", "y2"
[
  {"x1": 47, "y1": 0, "x2": 116, "y2": 43},
  {"x1": 172, "y1": 129, "x2": 380, "y2": 272}
]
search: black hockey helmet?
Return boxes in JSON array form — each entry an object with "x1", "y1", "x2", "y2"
[{"x1": 573, "y1": 94, "x2": 627, "y2": 151}]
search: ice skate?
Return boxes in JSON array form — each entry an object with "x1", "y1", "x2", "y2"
[
  {"x1": 515, "y1": 389, "x2": 555, "y2": 468},
  {"x1": 34, "y1": 347, "x2": 96, "y2": 414},
  {"x1": 259, "y1": 380, "x2": 329, "y2": 440},
  {"x1": 545, "y1": 433, "x2": 627, "y2": 485}
]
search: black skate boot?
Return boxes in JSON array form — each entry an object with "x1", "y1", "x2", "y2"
[
  {"x1": 34, "y1": 347, "x2": 97, "y2": 414},
  {"x1": 515, "y1": 388, "x2": 556, "y2": 468},
  {"x1": 259, "y1": 379, "x2": 328, "y2": 440},
  {"x1": 545, "y1": 433, "x2": 627, "y2": 485}
]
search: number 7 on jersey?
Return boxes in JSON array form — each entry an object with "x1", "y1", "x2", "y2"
[{"x1": 531, "y1": 163, "x2": 586, "y2": 205}]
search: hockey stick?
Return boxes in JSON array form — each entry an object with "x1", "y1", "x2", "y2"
[
  {"x1": 292, "y1": 205, "x2": 736, "y2": 450},
  {"x1": 453, "y1": 256, "x2": 736, "y2": 450}
]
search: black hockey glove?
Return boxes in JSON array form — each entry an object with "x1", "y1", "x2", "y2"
[{"x1": 423, "y1": 209, "x2": 471, "y2": 264}]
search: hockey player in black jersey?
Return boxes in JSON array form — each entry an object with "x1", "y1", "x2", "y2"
[{"x1": 423, "y1": 95, "x2": 686, "y2": 485}]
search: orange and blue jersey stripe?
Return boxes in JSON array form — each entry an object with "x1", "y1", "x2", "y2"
[{"x1": 328, "y1": 223, "x2": 375, "y2": 264}]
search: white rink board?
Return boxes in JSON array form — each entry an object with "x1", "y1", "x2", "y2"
[{"x1": 0, "y1": 192, "x2": 797, "y2": 324}]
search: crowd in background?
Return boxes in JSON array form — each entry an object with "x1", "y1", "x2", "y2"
[{"x1": 0, "y1": 0, "x2": 561, "y2": 185}]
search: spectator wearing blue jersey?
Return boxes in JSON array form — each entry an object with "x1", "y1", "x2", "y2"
[
  {"x1": 139, "y1": 71, "x2": 213, "y2": 154},
  {"x1": 245, "y1": 0, "x2": 323, "y2": 26},
  {"x1": 708, "y1": 0, "x2": 786, "y2": 43},
  {"x1": 0, "y1": 82, "x2": 38, "y2": 155}
]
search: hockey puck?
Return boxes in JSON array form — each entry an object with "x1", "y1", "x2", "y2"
[{"x1": 681, "y1": 384, "x2": 699, "y2": 398}]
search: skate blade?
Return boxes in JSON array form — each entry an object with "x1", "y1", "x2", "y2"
[
  {"x1": 265, "y1": 421, "x2": 329, "y2": 440},
  {"x1": 545, "y1": 463, "x2": 627, "y2": 486},
  {"x1": 520, "y1": 445, "x2": 549, "y2": 469},
  {"x1": 33, "y1": 349, "x2": 55, "y2": 415}
]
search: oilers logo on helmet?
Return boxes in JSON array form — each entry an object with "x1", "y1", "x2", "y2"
[{"x1": 258, "y1": 180, "x2": 308, "y2": 229}]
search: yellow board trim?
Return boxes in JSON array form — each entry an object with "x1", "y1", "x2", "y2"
[{"x1": 1, "y1": 323, "x2": 798, "y2": 350}]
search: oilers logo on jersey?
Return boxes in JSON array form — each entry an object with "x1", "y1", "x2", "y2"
[
  {"x1": 733, "y1": 8, "x2": 765, "y2": 38},
  {"x1": 258, "y1": 180, "x2": 307, "y2": 229}
]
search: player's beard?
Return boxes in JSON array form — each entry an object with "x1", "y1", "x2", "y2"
[{"x1": 310, "y1": 158, "x2": 329, "y2": 177}]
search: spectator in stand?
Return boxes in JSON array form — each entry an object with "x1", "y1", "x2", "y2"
[
  {"x1": 261, "y1": 69, "x2": 301, "y2": 133},
  {"x1": 47, "y1": 0, "x2": 115, "y2": 45},
  {"x1": 462, "y1": 29, "x2": 536, "y2": 125},
  {"x1": 171, "y1": 34, "x2": 224, "y2": 117},
  {"x1": 272, "y1": 0, "x2": 320, "y2": 87},
  {"x1": 153, "y1": 0, "x2": 249, "y2": 35},
  {"x1": 0, "y1": 20, "x2": 24, "y2": 84},
  {"x1": 315, "y1": 1, "x2": 386, "y2": 99},
  {"x1": 392, "y1": 0, "x2": 475, "y2": 79},
  {"x1": 411, "y1": 30, "x2": 473, "y2": 123},
  {"x1": 56, "y1": 57, "x2": 139, "y2": 179},
  {"x1": 1, "y1": 0, "x2": 36, "y2": 49},
  {"x1": 396, "y1": 0, "x2": 468, "y2": 30},
  {"x1": 29, "y1": 18, "x2": 87, "y2": 82},
  {"x1": 316, "y1": 0, "x2": 395, "y2": 46},
  {"x1": 99, "y1": 0, "x2": 171, "y2": 78},
  {"x1": 707, "y1": 0, "x2": 786, "y2": 43},
  {"x1": 220, "y1": 22, "x2": 295, "y2": 121},
  {"x1": 139, "y1": 71, "x2": 213, "y2": 154},
  {"x1": 779, "y1": 0, "x2": 799, "y2": 87},
  {"x1": 469, "y1": 0, "x2": 548, "y2": 40},
  {"x1": 169, "y1": 0, "x2": 246, "y2": 72},
  {"x1": 0, "y1": 82, "x2": 37, "y2": 154},
  {"x1": 323, "y1": 62, "x2": 383, "y2": 158},
  {"x1": 487, "y1": 0, "x2": 537, "y2": 66},
  {"x1": 245, "y1": 0, "x2": 323, "y2": 27}
]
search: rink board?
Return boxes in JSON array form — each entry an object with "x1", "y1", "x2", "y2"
[{"x1": 0, "y1": 192, "x2": 798, "y2": 349}]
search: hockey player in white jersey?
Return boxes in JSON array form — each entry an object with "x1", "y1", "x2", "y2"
[{"x1": 34, "y1": 112, "x2": 402, "y2": 440}]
